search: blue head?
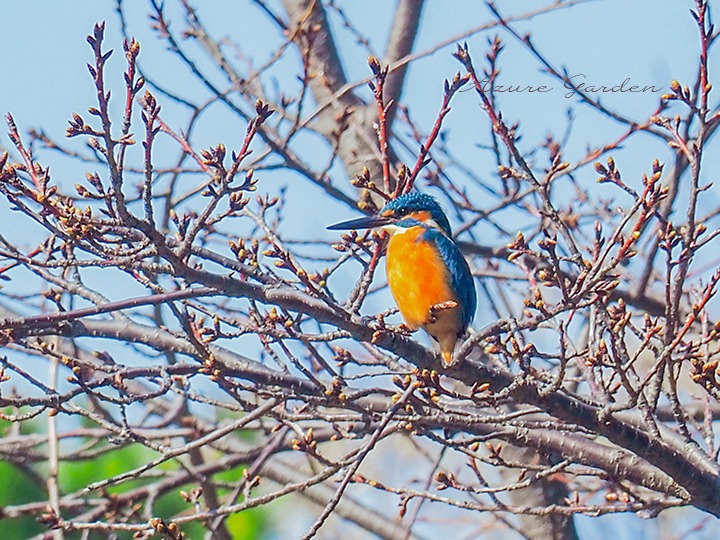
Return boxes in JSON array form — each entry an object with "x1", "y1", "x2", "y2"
[
  {"x1": 327, "y1": 193, "x2": 453, "y2": 236},
  {"x1": 381, "y1": 193, "x2": 453, "y2": 236}
]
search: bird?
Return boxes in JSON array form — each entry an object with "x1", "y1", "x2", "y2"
[{"x1": 328, "y1": 192, "x2": 476, "y2": 367}]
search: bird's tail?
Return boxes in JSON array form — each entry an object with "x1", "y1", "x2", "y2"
[{"x1": 441, "y1": 349, "x2": 456, "y2": 368}]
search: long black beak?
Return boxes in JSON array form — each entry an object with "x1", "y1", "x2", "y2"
[{"x1": 326, "y1": 214, "x2": 394, "y2": 230}]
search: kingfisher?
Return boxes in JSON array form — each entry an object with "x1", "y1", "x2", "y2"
[{"x1": 328, "y1": 192, "x2": 476, "y2": 367}]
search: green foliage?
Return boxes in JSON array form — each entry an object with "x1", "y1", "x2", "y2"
[
  {"x1": 0, "y1": 461, "x2": 46, "y2": 538},
  {"x1": 59, "y1": 443, "x2": 152, "y2": 494},
  {"x1": 0, "y1": 440, "x2": 267, "y2": 539},
  {"x1": 216, "y1": 466, "x2": 269, "y2": 540}
]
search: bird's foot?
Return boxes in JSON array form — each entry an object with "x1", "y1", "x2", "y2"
[{"x1": 425, "y1": 300, "x2": 458, "y2": 324}]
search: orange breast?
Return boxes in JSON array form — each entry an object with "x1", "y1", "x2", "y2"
[{"x1": 386, "y1": 227, "x2": 458, "y2": 330}]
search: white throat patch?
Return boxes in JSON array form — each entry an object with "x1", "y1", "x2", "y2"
[{"x1": 381, "y1": 219, "x2": 444, "y2": 237}]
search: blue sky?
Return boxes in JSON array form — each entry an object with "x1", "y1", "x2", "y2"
[{"x1": 1, "y1": 0, "x2": 710, "y2": 241}]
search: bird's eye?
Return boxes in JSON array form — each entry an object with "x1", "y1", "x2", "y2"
[{"x1": 398, "y1": 208, "x2": 409, "y2": 216}]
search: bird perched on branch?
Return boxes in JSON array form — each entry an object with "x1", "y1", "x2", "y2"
[{"x1": 328, "y1": 192, "x2": 476, "y2": 367}]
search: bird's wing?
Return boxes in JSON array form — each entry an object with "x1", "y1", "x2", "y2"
[{"x1": 422, "y1": 228, "x2": 477, "y2": 331}]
